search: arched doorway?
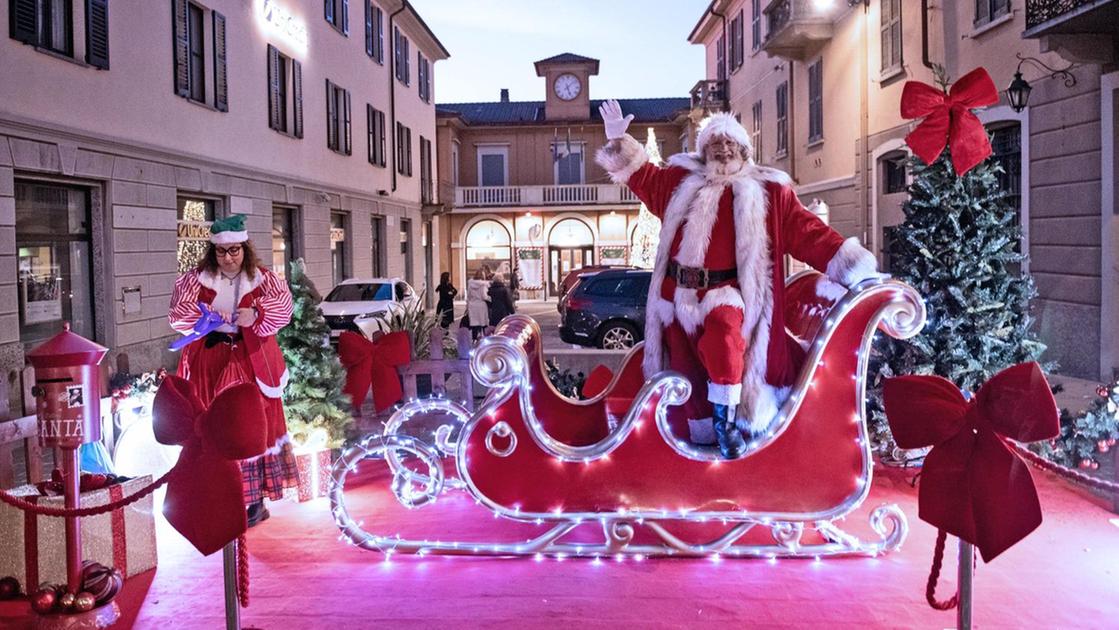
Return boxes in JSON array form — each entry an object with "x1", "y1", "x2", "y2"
[
  {"x1": 547, "y1": 218, "x2": 594, "y2": 296},
  {"x1": 464, "y1": 219, "x2": 512, "y2": 283}
]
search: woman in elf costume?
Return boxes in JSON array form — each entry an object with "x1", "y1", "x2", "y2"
[{"x1": 168, "y1": 214, "x2": 298, "y2": 526}]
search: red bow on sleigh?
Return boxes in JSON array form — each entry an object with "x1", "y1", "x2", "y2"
[
  {"x1": 883, "y1": 362, "x2": 1059, "y2": 561},
  {"x1": 153, "y1": 376, "x2": 267, "y2": 556},
  {"x1": 901, "y1": 68, "x2": 999, "y2": 176},
  {"x1": 337, "y1": 330, "x2": 411, "y2": 413}
]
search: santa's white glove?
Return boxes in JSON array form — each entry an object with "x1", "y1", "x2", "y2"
[{"x1": 599, "y1": 99, "x2": 634, "y2": 140}]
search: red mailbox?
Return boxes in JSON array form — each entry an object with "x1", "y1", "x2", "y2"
[
  {"x1": 26, "y1": 323, "x2": 109, "y2": 599},
  {"x1": 27, "y1": 323, "x2": 108, "y2": 449}
]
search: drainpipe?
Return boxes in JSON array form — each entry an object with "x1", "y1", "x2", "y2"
[
  {"x1": 711, "y1": 3, "x2": 729, "y2": 112},
  {"x1": 921, "y1": 0, "x2": 934, "y2": 70},
  {"x1": 860, "y1": 0, "x2": 872, "y2": 248},
  {"x1": 389, "y1": 1, "x2": 408, "y2": 193},
  {"x1": 788, "y1": 61, "x2": 797, "y2": 183}
]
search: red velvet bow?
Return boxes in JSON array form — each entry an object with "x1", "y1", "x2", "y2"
[
  {"x1": 901, "y1": 67, "x2": 999, "y2": 176},
  {"x1": 337, "y1": 330, "x2": 411, "y2": 413},
  {"x1": 153, "y1": 376, "x2": 267, "y2": 556},
  {"x1": 883, "y1": 362, "x2": 1059, "y2": 561}
]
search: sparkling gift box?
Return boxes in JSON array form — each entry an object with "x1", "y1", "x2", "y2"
[
  {"x1": 0, "y1": 475, "x2": 157, "y2": 587},
  {"x1": 284, "y1": 449, "x2": 332, "y2": 502}
]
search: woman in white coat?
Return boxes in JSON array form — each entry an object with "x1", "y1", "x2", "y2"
[{"x1": 465, "y1": 269, "x2": 491, "y2": 340}]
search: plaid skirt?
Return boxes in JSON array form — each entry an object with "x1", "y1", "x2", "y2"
[{"x1": 241, "y1": 441, "x2": 300, "y2": 504}]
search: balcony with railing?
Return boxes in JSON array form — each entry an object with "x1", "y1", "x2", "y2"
[
  {"x1": 1024, "y1": 0, "x2": 1119, "y2": 38},
  {"x1": 762, "y1": 0, "x2": 837, "y2": 61},
  {"x1": 690, "y1": 80, "x2": 727, "y2": 115},
  {"x1": 454, "y1": 184, "x2": 639, "y2": 209}
]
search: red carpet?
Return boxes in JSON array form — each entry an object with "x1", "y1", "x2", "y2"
[{"x1": 2, "y1": 461, "x2": 1117, "y2": 628}]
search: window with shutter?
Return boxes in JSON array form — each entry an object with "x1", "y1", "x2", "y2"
[
  {"x1": 292, "y1": 59, "x2": 303, "y2": 138},
  {"x1": 326, "y1": 80, "x2": 338, "y2": 151},
  {"x1": 808, "y1": 59, "x2": 823, "y2": 142},
  {"x1": 85, "y1": 0, "x2": 110, "y2": 68},
  {"x1": 373, "y1": 6, "x2": 383, "y2": 63},
  {"x1": 212, "y1": 11, "x2": 227, "y2": 111},
  {"x1": 376, "y1": 109, "x2": 386, "y2": 166},
  {"x1": 775, "y1": 82, "x2": 788, "y2": 156},
  {"x1": 364, "y1": 1, "x2": 373, "y2": 57},
  {"x1": 325, "y1": 0, "x2": 348, "y2": 34},
  {"x1": 10, "y1": 0, "x2": 38, "y2": 45},
  {"x1": 715, "y1": 34, "x2": 726, "y2": 82},
  {"x1": 187, "y1": 3, "x2": 205, "y2": 103},
  {"x1": 751, "y1": 0, "x2": 760, "y2": 51},
  {"x1": 880, "y1": 0, "x2": 901, "y2": 73},
  {"x1": 268, "y1": 45, "x2": 281, "y2": 131},
  {"x1": 406, "y1": 127, "x2": 412, "y2": 176},
  {"x1": 172, "y1": 0, "x2": 190, "y2": 97},
  {"x1": 343, "y1": 89, "x2": 352, "y2": 155},
  {"x1": 751, "y1": 100, "x2": 762, "y2": 163}
]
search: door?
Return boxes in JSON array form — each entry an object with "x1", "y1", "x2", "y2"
[{"x1": 548, "y1": 246, "x2": 594, "y2": 297}]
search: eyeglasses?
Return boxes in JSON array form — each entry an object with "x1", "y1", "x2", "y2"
[{"x1": 215, "y1": 245, "x2": 243, "y2": 258}]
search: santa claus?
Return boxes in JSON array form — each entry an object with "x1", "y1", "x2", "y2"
[{"x1": 595, "y1": 100, "x2": 879, "y2": 459}]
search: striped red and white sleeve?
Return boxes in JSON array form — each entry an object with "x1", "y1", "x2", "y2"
[
  {"x1": 250, "y1": 268, "x2": 293, "y2": 338},
  {"x1": 168, "y1": 271, "x2": 203, "y2": 334}
]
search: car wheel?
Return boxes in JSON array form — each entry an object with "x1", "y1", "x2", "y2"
[{"x1": 597, "y1": 321, "x2": 638, "y2": 350}]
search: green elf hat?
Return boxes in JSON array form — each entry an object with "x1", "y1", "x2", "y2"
[{"x1": 210, "y1": 214, "x2": 249, "y2": 245}]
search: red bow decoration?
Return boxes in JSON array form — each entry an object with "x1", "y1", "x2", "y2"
[
  {"x1": 901, "y1": 67, "x2": 999, "y2": 176},
  {"x1": 883, "y1": 362, "x2": 1059, "y2": 561},
  {"x1": 337, "y1": 330, "x2": 411, "y2": 413},
  {"x1": 153, "y1": 376, "x2": 267, "y2": 556}
]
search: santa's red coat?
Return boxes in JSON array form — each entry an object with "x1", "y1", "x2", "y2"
[{"x1": 597, "y1": 135, "x2": 877, "y2": 429}]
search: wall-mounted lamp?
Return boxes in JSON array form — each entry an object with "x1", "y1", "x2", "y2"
[{"x1": 1006, "y1": 53, "x2": 1077, "y2": 113}]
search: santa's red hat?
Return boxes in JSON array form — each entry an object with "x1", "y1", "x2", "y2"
[{"x1": 696, "y1": 112, "x2": 753, "y2": 161}]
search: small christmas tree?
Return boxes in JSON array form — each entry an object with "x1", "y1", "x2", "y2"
[
  {"x1": 277, "y1": 259, "x2": 353, "y2": 449},
  {"x1": 1032, "y1": 380, "x2": 1119, "y2": 470},
  {"x1": 867, "y1": 69, "x2": 1049, "y2": 458}
]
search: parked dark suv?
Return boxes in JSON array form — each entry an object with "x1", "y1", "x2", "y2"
[{"x1": 559, "y1": 269, "x2": 650, "y2": 349}]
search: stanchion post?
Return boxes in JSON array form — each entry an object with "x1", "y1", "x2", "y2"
[
  {"x1": 63, "y1": 447, "x2": 82, "y2": 594},
  {"x1": 957, "y1": 539, "x2": 974, "y2": 630},
  {"x1": 223, "y1": 541, "x2": 240, "y2": 630}
]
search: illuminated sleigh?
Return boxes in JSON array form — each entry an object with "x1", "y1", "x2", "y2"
[{"x1": 330, "y1": 272, "x2": 925, "y2": 559}]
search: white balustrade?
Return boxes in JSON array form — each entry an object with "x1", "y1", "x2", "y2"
[{"x1": 455, "y1": 185, "x2": 637, "y2": 208}]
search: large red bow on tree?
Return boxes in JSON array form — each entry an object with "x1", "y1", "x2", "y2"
[
  {"x1": 153, "y1": 376, "x2": 267, "y2": 556},
  {"x1": 337, "y1": 330, "x2": 411, "y2": 413},
  {"x1": 883, "y1": 362, "x2": 1059, "y2": 561},
  {"x1": 901, "y1": 67, "x2": 999, "y2": 176}
]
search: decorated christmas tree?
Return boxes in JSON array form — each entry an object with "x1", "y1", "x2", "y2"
[
  {"x1": 276, "y1": 259, "x2": 353, "y2": 449},
  {"x1": 1032, "y1": 379, "x2": 1119, "y2": 470},
  {"x1": 629, "y1": 127, "x2": 664, "y2": 268},
  {"x1": 868, "y1": 67, "x2": 1049, "y2": 458}
]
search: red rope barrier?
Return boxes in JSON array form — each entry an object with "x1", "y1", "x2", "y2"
[
  {"x1": 1013, "y1": 443, "x2": 1119, "y2": 493},
  {"x1": 0, "y1": 468, "x2": 176, "y2": 517},
  {"x1": 925, "y1": 529, "x2": 959, "y2": 611},
  {"x1": 236, "y1": 534, "x2": 250, "y2": 608}
]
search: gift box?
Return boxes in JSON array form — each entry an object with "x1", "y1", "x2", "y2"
[
  {"x1": 0, "y1": 475, "x2": 157, "y2": 587},
  {"x1": 284, "y1": 449, "x2": 332, "y2": 502}
]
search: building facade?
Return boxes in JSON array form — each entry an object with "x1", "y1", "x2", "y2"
[
  {"x1": 435, "y1": 54, "x2": 690, "y2": 300},
  {"x1": 0, "y1": 0, "x2": 448, "y2": 414},
  {"x1": 688, "y1": 0, "x2": 1118, "y2": 381}
]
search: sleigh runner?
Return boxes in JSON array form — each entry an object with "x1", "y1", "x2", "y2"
[{"x1": 330, "y1": 271, "x2": 925, "y2": 558}]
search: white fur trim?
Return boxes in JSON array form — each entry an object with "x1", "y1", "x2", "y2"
[
  {"x1": 243, "y1": 433, "x2": 291, "y2": 461},
  {"x1": 674, "y1": 181, "x2": 725, "y2": 267},
  {"x1": 736, "y1": 385, "x2": 790, "y2": 434},
  {"x1": 696, "y1": 112, "x2": 753, "y2": 159},
  {"x1": 672, "y1": 285, "x2": 744, "y2": 336},
  {"x1": 211, "y1": 230, "x2": 249, "y2": 245},
  {"x1": 815, "y1": 279, "x2": 849, "y2": 302},
  {"x1": 594, "y1": 134, "x2": 648, "y2": 185},
  {"x1": 688, "y1": 417, "x2": 717, "y2": 445},
  {"x1": 707, "y1": 381, "x2": 742, "y2": 405},
  {"x1": 826, "y1": 237, "x2": 879, "y2": 287},
  {"x1": 256, "y1": 367, "x2": 289, "y2": 399}
]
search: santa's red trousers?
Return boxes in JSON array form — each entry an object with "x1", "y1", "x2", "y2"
[{"x1": 663, "y1": 304, "x2": 746, "y2": 421}]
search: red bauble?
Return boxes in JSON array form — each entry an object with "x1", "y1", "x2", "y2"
[
  {"x1": 0, "y1": 576, "x2": 20, "y2": 599},
  {"x1": 1108, "y1": 438, "x2": 1117, "y2": 447},
  {"x1": 1098, "y1": 440, "x2": 1110, "y2": 453},
  {"x1": 73, "y1": 592, "x2": 96, "y2": 613},
  {"x1": 1091, "y1": 461, "x2": 1100, "y2": 470},
  {"x1": 30, "y1": 588, "x2": 57, "y2": 615},
  {"x1": 1079, "y1": 458, "x2": 1093, "y2": 469},
  {"x1": 1097, "y1": 386, "x2": 1109, "y2": 398},
  {"x1": 58, "y1": 591, "x2": 76, "y2": 610}
]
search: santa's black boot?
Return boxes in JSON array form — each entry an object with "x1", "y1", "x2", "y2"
[{"x1": 712, "y1": 403, "x2": 747, "y2": 459}]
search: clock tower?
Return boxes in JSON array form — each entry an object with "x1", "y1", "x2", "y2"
[{"x1": 534, "y1": 53, "x2": 599, "y2": 121}]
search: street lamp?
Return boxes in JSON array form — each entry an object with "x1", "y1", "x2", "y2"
[{"x1": 1006, "y1": 53, "x2": 1077, "y2": 113}]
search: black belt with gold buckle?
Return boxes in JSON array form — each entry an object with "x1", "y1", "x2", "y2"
[
  {"x1": 666, "y1": 261, "x2": 737, "y2": 290},
  {"x1": 204, "y1": 331, "x2": 243, "y2": 348}
]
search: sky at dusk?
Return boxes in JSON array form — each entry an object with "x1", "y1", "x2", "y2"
[{"x1": 412, "y1": 0, "x2": 711, "y2": 105}]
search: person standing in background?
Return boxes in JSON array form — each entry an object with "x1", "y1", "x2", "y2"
[{"x1": 435, "y1": 271, "x2": 457, "y2": 329}]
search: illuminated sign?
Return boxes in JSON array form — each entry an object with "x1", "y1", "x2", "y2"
[{"x1": 260, "y1": 0, "x2": 308, "y2": 50}]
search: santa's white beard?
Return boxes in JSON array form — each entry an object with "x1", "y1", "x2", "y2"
[{"x1": 708, "y1": 155, "x2": 745, "y2": 178}]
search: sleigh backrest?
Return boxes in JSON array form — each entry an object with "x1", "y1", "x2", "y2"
[{"x1": 783, "y1": 271, "x2": 845, "y2": 348}]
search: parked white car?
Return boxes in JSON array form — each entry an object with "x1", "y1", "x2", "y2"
[{"x1": 319, "y1": 278, "x2": 418, "y2": 338}]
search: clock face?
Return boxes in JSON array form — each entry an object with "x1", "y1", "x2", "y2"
[{"x1": 554, "y1": 73, "x2": 582, "y2": 101}]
